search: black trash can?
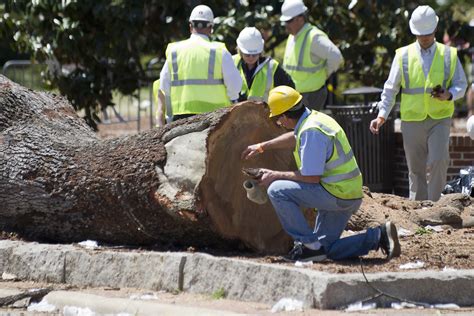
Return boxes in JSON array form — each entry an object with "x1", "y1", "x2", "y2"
[{"x1": 327, "y1": 88, "x2": 395, "y2": 193}]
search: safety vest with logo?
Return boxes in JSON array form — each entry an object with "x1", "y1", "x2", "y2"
[
  {"x1": 294, "y1": 111, "x2": 363, "y2": 200},
  {"x1": 166, "y1": 36, "x2": 230, "y2": 115},
  {"x1": 397, "y1": 42, "x2": 457, "y2": 121},
  {"x1": 283, "y1": 24, "x2": 328, "y2": 93},
  {"x1": 232, "y1": 55, "x2": 278, "y2": 102}
]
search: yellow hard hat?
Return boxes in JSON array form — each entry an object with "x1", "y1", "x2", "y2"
[{"x1": 268, "y1": 86, "x2": 303, "y2": 117}]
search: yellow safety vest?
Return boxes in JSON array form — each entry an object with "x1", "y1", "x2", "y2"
[
  {"x1": 166, "y1": 36, "x2": 230, "y2": 115},
  {"x1": 294, "y1": 111, "x2": 363, "y2": 200},
  {"x1": 152, "y1": 79, "x2": 160, "y2": 104},
  {"x1": 397, "y1": 42, "x2": 457, "y2": 121},
  {"x1": 283, "y1": 24, "x2": 328, "y2": 93},
  {"x1": 233, "y1": 55, "x2": 278, "y2": 102}
]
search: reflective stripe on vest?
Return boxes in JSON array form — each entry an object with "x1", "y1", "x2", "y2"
[
  {"x1": 170, "y1": 47, "x2": 224, "y2": 86},
  {"x1": 401, "y1": 44, "x2": 452, "y2": 94},
  {"x1": 294, "y1": 111, "x2": 363, "y2": 200},
  {"x1": 284, "y1": 29, "x2": 325, "y2": 73},
  {"x1": 166, "y1": 37, "x2": 229, "y2": 115},
  {"x1": 283, "y1": 24, "x2": 327, "y2": 93},
  {"x1": 398, "y1": 42, "x2": 457, "y2": 121},
  {"x1": 233, "y1": 55, "x2": 277, "y2": 102}
]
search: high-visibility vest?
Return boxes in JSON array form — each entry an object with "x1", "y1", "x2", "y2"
[
  {"x1": 165, "y1": 36, "x2": 230, "y2": 115},
  {"x1": 294, "y1": 111, "x2": 363, "y2": 200},
  {"x1": 283, "y1": 24, "x2": 328, "y2": 93},
  {"x1": 232, "y1": 55, "x2": 278, "y2": 102},
  {"x1": 397, "y1": 42, "x2": 457, "y2": 121},
  {"x1": 152, "y1": 79, "x2": 160, "y2": 104}
]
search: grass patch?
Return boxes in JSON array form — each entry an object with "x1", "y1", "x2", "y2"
[
  {"x1": 415, "y1": 227, "x2": 433, "y2": 235},
  {"x1": 211, "y1": 287, "x2": 226, "y2": 300}
]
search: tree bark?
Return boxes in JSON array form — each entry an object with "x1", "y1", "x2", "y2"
[{"x1": 0, "y1": 75, "x2": 295, "y2": 253}]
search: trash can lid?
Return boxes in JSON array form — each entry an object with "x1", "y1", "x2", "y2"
[{"x1": 342, "y1": 86, "x2": 383, "y2": 95}]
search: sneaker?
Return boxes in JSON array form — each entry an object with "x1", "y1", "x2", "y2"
[
  {"x1": 378, "y1": 222, "x2": 401, "y2": 259},
  {"x1": 283, "y1": 242, "x2": 327, "y2": 262}
]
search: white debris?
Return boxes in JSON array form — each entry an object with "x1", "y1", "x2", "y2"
[
  {"x1": 432, "y1": 303, "x2": 460, "y2": 309},
  {"x1": 27, "y1": 299, "x2": 56, "y2": 312},
  {"x1": 345, "y1": 301, "x2": 377, "y2": 312},
  {"x1": 425, "y1": 225, "x2": 444, "y2": 232},
  {"x1": 294, "y1": 261, "x2": 313, "y2": 267},
  {"x1": 391, "y1": 302, "x2": 420, "y2": 309},
  {"x1": 63, "y1": 306, "x2": 96, "y2": 316},
  {"x1": 2, "y1": 272, "x2": 18, "y2": 280},
  {"x1": 397, "y1": 227, "x2": 413, "y2": 237},
  {"x1": 442, "y1": 266, "x2": 457, "y2": 272},
  {"x1": 77, "y1": 240, "x2": 99, "y2": 250},
  {"x1": 130, "y1": 292, "x2": 158, "y2": 300},
  {"x1": 271, "y1": 298, "x2": 304, "y2": 313},
  {"x1": 399, "y1": 261, "x2": 425, "y2": 269}
]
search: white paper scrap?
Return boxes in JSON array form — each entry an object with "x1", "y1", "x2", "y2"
[
  {"x1": 391, "y1": 302, "x2": 420, "y2": 309},
  {"x1": 63, "y1": 306, "x2": 96, "y2": 316},
  {"x1": 77, "y1": 240, "x2": 99, "y2": 249},
  {"x1": 442, "y1": 266, "x2": 457, "y2": 272},
  {"x1": 271, "y1": 298, "x2": 304, "y2": 313},
  {"x1": 294, "y1": 261, "x2": 313, "y2": 267},
  {"x1": 345, "y1": 301, "x2": 377, "y2": 312},
  {"x1": 130, "y1": 293, "x2": 158, "y2": 300},
  {"x1": 27, "y1": 299, "x2": 56, "y2": 312},
  {"x1": 432, "y1": 303, "x2": 460, "y2": 309},
  {"x1": 399, "y1": 261, "x2": 425, "y2": 269},
  {"x1": 397, "y1": 227, "x2": 413, "y2": 237},
  {"x1": 425, "y1": 225, "x2": 444, "y2": 232},
  {"x1": 2, "y1": 272, "x2": 18, "y2": 280}
]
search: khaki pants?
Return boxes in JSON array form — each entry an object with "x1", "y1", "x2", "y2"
[
  {"x1": 401, "y1": 117, "x2": 451, "y2": 201},
  {"x1": 301, "y1": 86, "x2": 328, "y2": 111}
]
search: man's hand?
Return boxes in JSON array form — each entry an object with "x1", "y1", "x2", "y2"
[
  {"x1": 241, "y1": 143, "x2": 263, "y2": 160},
  {"x1": 433, "y1": 89, "x2": 453, "y2": 101},
  {"x1": 369, "y1": 117, "x2": 386, "y2": 135},
  {"x1": 258, "y1": 168, "x2": 280, "y2": 187}
]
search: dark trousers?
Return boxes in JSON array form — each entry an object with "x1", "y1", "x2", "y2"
[{"x1": 301, "y1": 86, "x2": 328, "y2": 111}]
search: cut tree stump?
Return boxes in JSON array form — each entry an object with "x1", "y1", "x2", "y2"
[{"x1": 0, "y1": 75, "x2": 295, "y2": 253}]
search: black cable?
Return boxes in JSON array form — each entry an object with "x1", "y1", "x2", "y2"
[{"x1": 357, "y1": 257, "x2": 432, "y2": 308}]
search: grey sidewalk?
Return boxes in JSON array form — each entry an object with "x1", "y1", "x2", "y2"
[{"x1": 0, "y1": 240, "x2": 473, "y2": 310}]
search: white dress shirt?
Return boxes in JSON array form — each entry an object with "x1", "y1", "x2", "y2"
[
  {"x1": 378, "y1": 41, "x2": 468, "y2": 120},
  {"x1": 159, "y1": 33, "x2": 242, "y2": 102},
  {"x1": 286, "y1": 23, "x2": 344, "y2": 77}
]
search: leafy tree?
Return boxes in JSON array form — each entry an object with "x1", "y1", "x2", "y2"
[
  {"x1": 3, "y1": 0, "x2": 473, "y2": 127},
  {"x1": 3, "y1": 0, "x2": 226, "y2": 128}
]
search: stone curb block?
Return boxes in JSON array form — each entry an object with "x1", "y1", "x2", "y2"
[{"x1": 0, "y1": 240, "x2": 473, "y2": 309}]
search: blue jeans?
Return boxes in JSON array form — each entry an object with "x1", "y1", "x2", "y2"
[{"x1": 267, "y1": 180, "x2": 380, "y2": 260}]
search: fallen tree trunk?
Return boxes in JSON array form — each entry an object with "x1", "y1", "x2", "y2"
[{"x1": 0, "y1": 75, "x2": 295, "y2": 253}]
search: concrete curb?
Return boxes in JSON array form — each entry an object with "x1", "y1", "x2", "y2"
[{"x1": 0, "y1": 240, "x2": 473, "y2": 309}]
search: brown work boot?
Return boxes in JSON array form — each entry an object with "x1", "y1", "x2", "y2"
[{"x1": 378, "y1": 222, "x2": 401, "y2": 259}]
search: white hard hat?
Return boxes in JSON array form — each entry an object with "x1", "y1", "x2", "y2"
[
  {"x1": 409, "y1": 5, "x2": 439, "y2": 35},
  {"x1": 189, "y1": 5, "x2": 214, "y2": 23},
  {"x1": 467, "y1": 115, "x2": 474, "y2": 140},
  {"x1": 280, "y1": 0, "x2": 308, "y2": 22},
  {"x1": 237, "y1": 27, "x2": 264, "y2": 55}
]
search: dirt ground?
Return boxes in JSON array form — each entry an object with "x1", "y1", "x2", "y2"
[{"x1": 3, "y1": 191, "x2": 472, "y2": 275}]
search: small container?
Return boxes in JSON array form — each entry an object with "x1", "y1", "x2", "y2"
[{"x1": 243, "y1": 179, "x2": 268, "y2": 205}]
